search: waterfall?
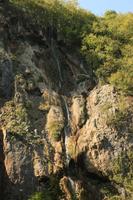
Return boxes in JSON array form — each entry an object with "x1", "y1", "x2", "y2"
[
  {"x1": 64, "y1": 128, "x2": 70, "y2": 166},
  {"x1": 63, "y1": 97, "x2": 70, "y2": 124},
  {"x1": 80, "y1": 61, "x2": 88, "y2": 74},
  {"x1": 62, "y1": 96, "x2": 71, "y2": 166},
  {"x1": 63, "y1": 97, "x2": 77, "y2": 198},
  {"x1": 68, "y1": 177, "x2": 75, "y2": 192},
  {"x1": 51, "y1": 40, "x2": 63, "y2": 87}
]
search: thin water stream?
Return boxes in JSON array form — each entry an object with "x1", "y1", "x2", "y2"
[
  {"x1": 62, "y1": 96, "x2": 70, "y2": 165},
  {"x1": 51, "y1": 40, "x2": 63, "y2": 87},
  {"x1": 62, "y1": 96, "x2": 76, "y2": 197}
]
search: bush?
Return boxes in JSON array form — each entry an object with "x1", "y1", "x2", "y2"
[
  {"x1": 28, "y1": 192, "x2": 44, "y2": 200},
  {"x1": 28, "y1": 175, "x2": 62, "y2": 200},
  {"x1": 48, "y1": 122, "x2": 62, "y2": 141},
  {"x1": 105, "y1": 96, "x2": 130, "y2": 130},
  {"x1": 1, "y1": 101, "x2": 30, "y2": 135},
  {"x1": 81, "y1": 13, "x2": 133, "y2": 95},
  {"x1": 46, "y1": 106, "x2": 64, "y2": 141}
]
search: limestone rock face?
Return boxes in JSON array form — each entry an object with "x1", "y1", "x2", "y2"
[
  {"x1": 76, "y1": 85, "x2": 133, "y2": 197},
  {"x1": 3, "y1": 131, "x2": 38, "y2": 200},
  {"x1": 71, "y1": 95, "x2": 86, "y2": 129},
  {"x1": 46, "y1": 105, "x2": 65, "y2": 172},
  {"x1": 77, "y1": 85, "x2": 119, "y2": 174}
]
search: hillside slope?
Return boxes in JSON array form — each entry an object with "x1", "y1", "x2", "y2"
[{"x1": 0, "y1": 1, "x2": 133, "y2": 200}]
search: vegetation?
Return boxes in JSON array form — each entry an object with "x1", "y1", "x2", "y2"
[
  {"x1": 28, "y1": 192, "x2": 44, "y2": 200},
  {"x1": 111, "y1": 150, "x2": 133, "y2": 197},
  {"x1": 8, "y1": 0, "x2": 133, "y2": 95},
  {"x1": 28, "y1": 175, "x2": 62, "y2": 200},
  {"x1": 100, "y1": 94, "x2": 133, "y2": 132},
  {"x1": 9, "y1": 0, "x2": 95, "y2": 47},
  {"x1": 2, "y1": 1, "x2": 133, "y2": 199},
  {"x1": 1, "y1": 101, "x2": 30, "y2": 135},
  {"x1": 46, "y1": 106, "x2": 64, "y2": 141},
  {"x1": 82, "y1": 12, "x2": 133, "y2": 95},
  {"x1": 47, "y1": 122, "x2": 63, "y2": 141}
]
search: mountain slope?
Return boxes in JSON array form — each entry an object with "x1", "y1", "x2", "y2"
[{"x1": 0, "y1": 1, "x2": 133, "y2": 200}]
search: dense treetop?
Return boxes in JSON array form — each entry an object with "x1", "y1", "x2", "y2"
[{"x1": 9, "y1": 0, "x2": 133, "y2": 95}]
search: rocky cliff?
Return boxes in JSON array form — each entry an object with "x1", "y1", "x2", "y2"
[{"x1": 0, "y1": 2, "x2": 133, "y2": 200}]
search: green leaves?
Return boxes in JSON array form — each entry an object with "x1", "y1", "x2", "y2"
[
  {"x1": 81, "y1": 12, "x2": 133, "y2": 95},
  {"x1": 10, "y1": 0, "x2": 133, "y2": 95},
  {"x1": 10, "y1": 0, "x2": 96, "y2": 47}
]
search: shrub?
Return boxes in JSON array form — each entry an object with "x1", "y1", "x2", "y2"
[
  {"x1": 46, "y1": 120, "x2": 63, "y2": 141},
  {"x1": 28, "y1": 192, "x2": 44, "y2": 200},
  {"x1": 46, "y1": 106, "x2": 64, "y2": 141},
  {"x1": 101, "y1": 96, "x2": 131, "y2": 131},
  {"x1": 111, "y1": 151, "x2": 133, "y2": 197},
  {"x1": 109, "y1": 65, "x2": 133, "y2": 96},
  {"x1": 28, "y1": 175, "x2": 62, "y2": 200},
  {"x1": 1, "y1": 101, "x2": 30, "y2": 135}
]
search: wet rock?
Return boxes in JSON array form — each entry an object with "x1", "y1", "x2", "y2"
[
  {"x1": 60, "y1": 176, "x2": 73, "y2": 200},
  {"x1": 0, "y1": 56, "x2": 13, "y2": 98}
]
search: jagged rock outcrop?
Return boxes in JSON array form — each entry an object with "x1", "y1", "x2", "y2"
[
  {"x1": 75, "y1": 85, "x2": 133, "y2": 199},
  {"x1": 77, "y1": 85, "x2": 132, "y2": 175}
]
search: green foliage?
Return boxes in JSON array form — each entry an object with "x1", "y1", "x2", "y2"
[
  {"x1": 9, "y1": 0, "x2": 133, "y2": 95},
  {"x1": 46, "y1": 120, "x2": 63, "y2": 141},
  {"x1": 28, "y1": 192, "x2": 44, "y2": 200},
  {"x1": 109, "y1": 44, "x2": 133, "y2": 95},
  {"x1": 102, "y1": 96, "x2": 131, "y2": 130},
  {"x1": 1, "y1": 101, "x2": 30, "y2": 135},
  {"x1": 82, "y1": 33, "x2": 121, "y2": 83},
  {"x1": 46, "y1": 105, "x2": 64, "y2": 141},
  {"x1": 81, "y1": 12, "x2": 133, "y2": 95},
  {"x1": 109, "y1": 69, "x2": 133, "y2": 95},
  {"x1": 107, "y1": 107, "x2": 128, "y2": 130},
  {"x1": 10, "y1": 0, "x2": 96, "y2": 47},
  {"x1": 111, "y1": 150, "x2": 133, "y2": 197},
  {"x1": 28, "y1": 175, "x2": 62, "y2": 200},
  {"x1": 104, "y1": 10, "x2": 117, "y2": 19},
  {"x1": 9, "y1": 1, "x2": 133, "y2": 94},
  {"x1": 100, "y1": 186, "x2": 121, "y2": 200}
]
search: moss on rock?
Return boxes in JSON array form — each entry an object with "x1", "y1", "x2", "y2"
[{"x1": 46, "y1": 106, "x2": 64, "y2": 141}]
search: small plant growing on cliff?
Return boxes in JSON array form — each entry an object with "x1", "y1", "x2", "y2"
[
  {"x1": 46, "y1": 121, "x2": 63, "y2": 141},
  {"x1": 28, "y1": 192, "x2": 44, "y2": 200},
  {"x1": 28, "y1": 175, "x2": 62, "y2": 200},
  {"x1": 46, "y1": 106, "x2": 64, "y2": 141},
  {"x1": 107, "y1": 110, "x2": 127, "y2": 130},
  {"x1": 1, "y1": 101, "x2": 30, "y2": 135},
  {"x1": 110, "y1": 150, "x2": 133, "y2": 196},
  {"x1": 102, "y1": 96, "x2": 132, "y2": 131}
]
